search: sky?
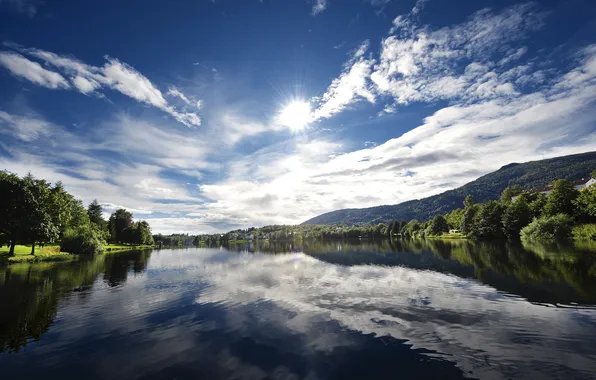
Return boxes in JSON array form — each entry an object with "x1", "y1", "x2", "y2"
[{"x1": 0, "y1": 0, "x2": 595, "y2": 234}]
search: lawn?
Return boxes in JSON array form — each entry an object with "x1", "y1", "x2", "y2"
[
  {"x1": 104, "y1": 243, "x2": 155, "y2": 253},
  {"x1": 0, "y1": 245, "x2": 73, "y2": 264}
]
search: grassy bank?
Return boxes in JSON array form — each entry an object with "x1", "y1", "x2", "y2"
[
  {"x1": 0, "y1": 245, "x2": 73, "y2": 264},
  {"x1": 0, "y1": 243, "x2": 156, "y2": 264},
  {"x1": 104, "y1": 243, "x2": 156, "y2": 253},
  {"x1": 426, "y1": 232, "x2": 467, "y2": 240}
]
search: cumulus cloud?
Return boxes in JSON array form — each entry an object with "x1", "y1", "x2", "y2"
[
  {"x1": 0, "y1": 47, "x2": 202, "y2": 127},
  {"x1": 370, "y1": 3, "x2": 545, "y2": 105},
  {"x1": 0, "y1": 52, "x2": 70, "y2": 89}
]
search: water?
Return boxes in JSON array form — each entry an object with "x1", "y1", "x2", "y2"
[{"x1": 1, "y1": 239, "x2": 596, "y2": 380}]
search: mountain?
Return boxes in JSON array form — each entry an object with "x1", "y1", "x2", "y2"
[{"x1": 302, "y1": 151, "x2": 596, "y2": 225}]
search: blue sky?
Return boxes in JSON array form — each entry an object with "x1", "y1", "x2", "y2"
[{"x1": 1, "y1": 0, "x2": 595, "y2": 234}]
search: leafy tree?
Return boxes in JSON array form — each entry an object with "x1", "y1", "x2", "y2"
[
  {"x1": 500, "y1": 185, "x2": 523, "y2": 204},
  {"x1": 87, "y1": 200, "x2": 104, "y2": 226},
  {"x1": 592, "y1": 169, "x2": 596, "y2": 179},
  {"x1": 544, "y1": 179, "x2": 579, "y2": 217},
  {"x1": 132, "y1": 221, "x2": 154, "y2": 245},
  {"x1": 461, "y1": 205, "x2": 478, "y2": 236},
  {"x1": 528, "y1": 193, "x2": 547, "y2": 219},
  {"x1": 574, "y1": 184, "x2": 596, "y2": 223},
  {"x1": 501, "y1": 195, "x2": 532, "y2": 239},
  {"x1": 60, "y1": 226, "x2": 105, "y2": 255},
  {"x1": 520, "y1": 214, "x2": 574, "y2": 242},
  {"x1": 0, "y1": 171, "x2": 28, "y2": 256},
  {"x1": 472, "y1": 201, "x2": 505, "y2": 240},
  {"x1": 402, "y1": 220, "x2": 421, "y2": 238},
  {"x1": 445, "y1": 208, "x2": 465, "y2": 230},
  {"x1": 108, "y1": 209, "x2": 134, "y2": 243},
  {"x1": 427, "y1": 215, "x2": 449, "y2": 236}
]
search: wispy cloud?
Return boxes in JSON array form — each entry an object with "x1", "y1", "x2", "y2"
[
  {"x1": 311, "y1": 0, "x2": 327, "y2": 15},
  {"x1": 311, "y1": 41, "x2": 376, "y2": 120},
  {"x1": 0, "y1": 0, "x2": 38, "y2": 17},
  {"x1": 167, "y1": 87, "x2": 192, "y2": 105},
  {"x1": 0, "y1": 47, "x2": 203, "y2": 127},
  {"x1": 0, "y1": 52, "x2": 70, "y2": 89}
]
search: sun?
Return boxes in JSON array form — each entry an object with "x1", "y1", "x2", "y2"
[{"x1": 278, "y1": 100, "x2": 312, "y2": 131}]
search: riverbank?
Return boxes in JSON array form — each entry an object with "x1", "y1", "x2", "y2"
[
  {"x1": 0, "y1": 245, "x2": 73, "y2": 264},
  {"x1": 104, "y1": 244, "x2": 156, "y2": 253},
  {"x1": 0, "y1": 243, "x2": 156, "y2": 265}
]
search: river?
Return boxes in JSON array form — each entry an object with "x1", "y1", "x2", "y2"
[{"x1": 1, "y1": 239, "x2": 596, "y2": 379}]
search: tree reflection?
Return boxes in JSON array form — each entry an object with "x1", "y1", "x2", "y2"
[{"x1": 0, "y1": 249, "x2": 153, "y2": 353}]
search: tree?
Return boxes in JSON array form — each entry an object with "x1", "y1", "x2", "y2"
[
  {"x1": 520, "y1": 214, "x2": 573, "y2": 242},
  {"x1": 87, "y1": 200, "x2": 104, "y2": 226},
  {"x1": 472, "y1": 200, "x2": 505, "y2": 240},
  {"x1": 528, "y1": 193, "x2": 547, "y2": 219},
  {"x1": 0, "y1": 171, "x2": 27, "y2": 256},
  {"x1": 574, "y1": 184, "x2": 596, "y2": 223},
  {"x1": 544, "y1": 179, "x2": 579, "y2": 217},
  {"x1": 500, "y1": 185, "x2": 523, "y2": 204},
  {"x1": 427, "y1": 215, "x2": 449, "y2": 236},
  {"x1": 461, "y1": 206, "x2": 478, "y2": 236},
  {"x1": 592, "y1": 169, "x2": 596, "y2": 179},
  {"x1": 502, "y1": 195, "x2": 532, "y2": 239},
  {"x1": 108, "y1": 209, "x2": 134, "y2": 243},
  {"x1": 464, "y1": 195, "x2": 474, "y2": 209},
  {"x1": 445, "y1": 208, "x2": 465, "y2": 230}
]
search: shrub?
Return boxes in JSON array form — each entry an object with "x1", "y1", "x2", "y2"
[
  {"x1": 520, "y1": 214, "x2": 574, "y2": 242},
  {"x1": 60, "y1": 227, "x2": 105, "y2": 255},
  {"x1": 572, "y1": 224, "x2": 596, "y2": 241}
]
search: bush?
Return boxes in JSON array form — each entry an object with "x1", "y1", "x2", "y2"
[
  {"x1": 520, "y1": 214, "x2": 574, "y2": 242},
  {"x1": 572, "y1": 224, "x2": 596, "y2": 241},
  {"x1": 60, "y1": 227, "x2": 105, "y2": 255}
]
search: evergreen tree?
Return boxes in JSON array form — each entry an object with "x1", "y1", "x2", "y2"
[
  {"x1": 108, "y1": 209, "x2": 134, "y2": 243},
  {"x1": 87, "y1": 200, "x2": 104, "y2": 226}
]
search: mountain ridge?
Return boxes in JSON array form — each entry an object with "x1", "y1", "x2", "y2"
[{"x1": 302, "y1": 151, "x2": 596, "y2": 225}]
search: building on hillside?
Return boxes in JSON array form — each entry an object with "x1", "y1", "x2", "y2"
[{"x1": 512, "y1": 177, "x2": 595, "y2": 201}]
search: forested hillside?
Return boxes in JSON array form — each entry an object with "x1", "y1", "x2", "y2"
[{"x1": 303, "y1": 151, "x2": 596, "y2": 225}]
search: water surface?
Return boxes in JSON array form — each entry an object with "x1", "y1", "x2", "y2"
[{"x1": 1, "y1": 239, "x2": 596, "y2": 379}]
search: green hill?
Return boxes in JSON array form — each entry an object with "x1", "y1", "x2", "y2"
[{"x1": 302, "y1": 151, "x2": 596, "y2": 225}]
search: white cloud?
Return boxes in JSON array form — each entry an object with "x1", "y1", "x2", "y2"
[
  {"x1": 311, "y1": 0, "x2": 327, "y2": 15},
  {"x1": 0, "y1": 47, "x2": 202, "y2": 127},
  {"x1": 370, "y1": 3, "x2": 545, "y2": 105},
  {"x1": 311, "y1": 41, "x2": 376, "y2": 120},
  {"x1": 72, "y1": 75, "x2": 100, "y2": 94},
  {"x1": 166, "y1": 87, "x2": 192, "y2": 105},
  {"x1": 0, "y1": 52, "x2": 70, "y2": 89}
]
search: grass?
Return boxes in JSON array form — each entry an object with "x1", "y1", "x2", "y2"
[
  {"x1": 0, "y1": 244, "x2": 73, "y2": 264},
  {"x1": 104, "y1": 243, "x2": 155, "y2": 253},
  {"x1": 426, "y1": 232, "x2": 467, "y2": 240}
]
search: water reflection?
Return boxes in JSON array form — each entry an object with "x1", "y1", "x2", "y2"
[{"x1": 0, "y1": 241, "x2": 595, "y2": 379}]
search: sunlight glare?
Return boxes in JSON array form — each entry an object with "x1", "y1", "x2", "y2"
[{"x1": 278, "y1": 101, "x2": 311, "y2": 131}]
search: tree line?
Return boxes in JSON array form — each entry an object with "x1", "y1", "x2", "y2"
[
  {"x1": 196, "y1": 172, "x2": 595, "y2": 244},
  {"x1": 396, "y1": 173, "x2": 596, "y2": 242},
  {"x1": 0, "y1": 171, "x2": 153, "y2": 256}
]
